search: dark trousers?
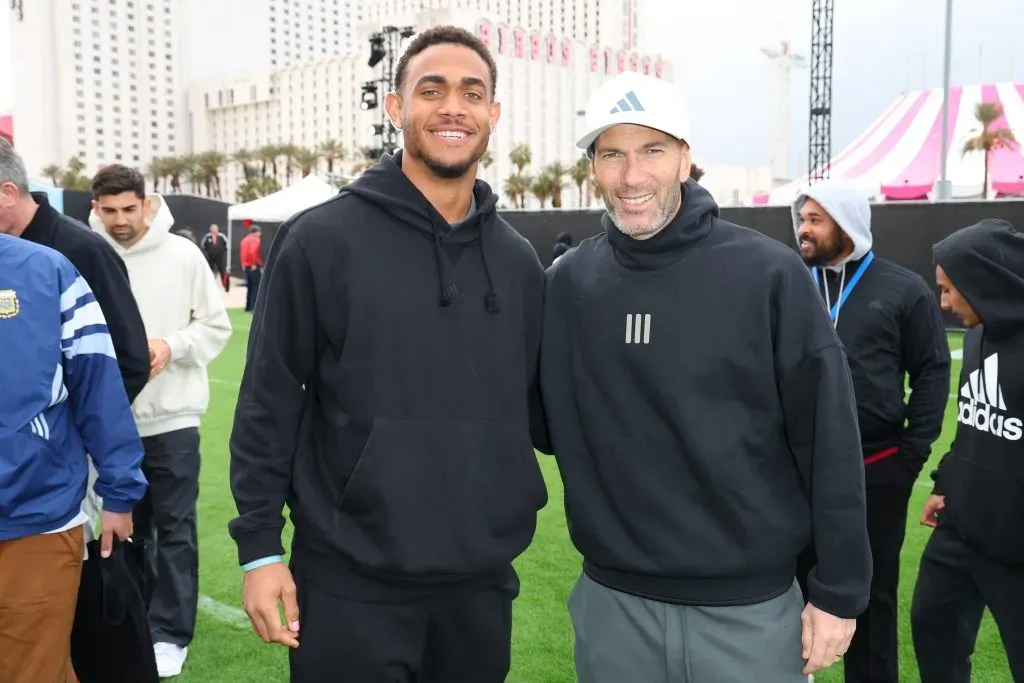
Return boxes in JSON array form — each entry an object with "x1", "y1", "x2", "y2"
[
  {"x1": 133, "y1": 427, "x2": 201, "y2": 648},
  {"x1": 795, "y1": 481, "x2": 913, "y2": 683},
  {"x1": 206, "y1": 255, "x2": 228, "y2": 290},
  {"x1": 288, "y1": 563, "x2": 513, "y2": 683},
  {"x1": 910, "y1": 520, "x2": 1024, "y2": 683},
  {"x1": 243, "y1": 267, "x2": 261, "y2": 311}
]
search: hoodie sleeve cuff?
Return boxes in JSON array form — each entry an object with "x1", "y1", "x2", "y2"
[{"x1": 164, "y1": 334, "x2": 185, "y2": 361}]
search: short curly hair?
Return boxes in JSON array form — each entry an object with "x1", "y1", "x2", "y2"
[
  {"x1": 92, "y1": 163, "x2": 146, "y2": 199},
  {"x1": 394, "y1": 25, "x2": 497, "y2": 97}
]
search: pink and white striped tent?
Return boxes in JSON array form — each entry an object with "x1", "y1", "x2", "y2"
[{"x1": 753, "y1": 83, "x2": 1024, "y2": 205}]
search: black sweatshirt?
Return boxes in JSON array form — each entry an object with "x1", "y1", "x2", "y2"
[
  {"x1": 227, "y1": 151, "x2": 549, "y2": 594},
  {"x1": 931, "y1": 219, "x2": 1024, "y2": 566},
  {"x1": 814, "y1": 256, "x2": 950, "y2": 484},
  {"x1": 541, "y1": 180, "x2": 872, "y2": 618},
  {"x1": 21, "y1": 192, "x2": 150, "y2": 403}
]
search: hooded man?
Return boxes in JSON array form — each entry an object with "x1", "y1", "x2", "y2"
[
  {"x1": 911, "y1": 219, "x2": 1024, "y2": 683},
  {"x1": 89, "y1": 164, "x2": 232, "y2": 678},
  {"x1": 227, "y1": 26, "x2": 549, "y2": 683},
  {"x1": 540, "y1": 70, "x2": 871, "y2": 683},
  {"x1": 792, "y1": 180, "x2": 950, "y2": 683}
]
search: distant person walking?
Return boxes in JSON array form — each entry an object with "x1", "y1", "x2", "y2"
[
  {"x1": 238, "y1": 225, "x2": 263, "y2": 312},
  {"x1": 0, "y1": 233, "x2": 147, "y2": 683},
  {"x1": 201, "y1": 223, "x2": 229, "y2": 291},
  {"x1": 89, "y1": 164, "x2": 232, "y2": 678}
]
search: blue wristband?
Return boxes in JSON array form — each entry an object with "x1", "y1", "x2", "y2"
[{"x1": 242, "y1": 555, "x2": 283, "y2": 572}]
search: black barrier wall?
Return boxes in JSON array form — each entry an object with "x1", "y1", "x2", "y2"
[{"x1": 58, "y1": 188, "x2": 1024, "y2": 329}]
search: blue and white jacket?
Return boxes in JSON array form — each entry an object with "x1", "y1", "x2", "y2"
[{"x1": 0, "y1": 234, "x2": 147, "y2": 541}]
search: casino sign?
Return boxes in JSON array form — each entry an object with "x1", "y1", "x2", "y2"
[{"x1": 475, "y1": 19, "x2": 665, "y2": 79}]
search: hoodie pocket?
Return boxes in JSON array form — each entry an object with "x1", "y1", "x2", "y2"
[
  {"x1": 332, "y1": 417, "x2": 547, "y2": 578},
  {"x1": 946, "y1": 459, "x2": 1024, "y2": 565},
  {"x1": 0, "y1": 431, "x2": 75, "y2": 522}
]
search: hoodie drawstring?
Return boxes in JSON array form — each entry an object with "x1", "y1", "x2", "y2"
[{"x1": 429, "y1": 216, "x2": 501, "y2": 314}]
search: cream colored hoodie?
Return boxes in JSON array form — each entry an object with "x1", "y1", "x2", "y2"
[{"x1": 90, "y1": 195, "x2": 232, "y2": 437}]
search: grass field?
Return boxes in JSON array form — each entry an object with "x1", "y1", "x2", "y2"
[{"x1": 175, "y1": 311, "x2": 1012, "y2": 682}]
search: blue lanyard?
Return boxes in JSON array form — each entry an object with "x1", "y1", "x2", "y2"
[{"x1": 811, "y1": 250, "x2": 874, "y2": 321}]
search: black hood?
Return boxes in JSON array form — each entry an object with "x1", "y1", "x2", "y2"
[
  {"x1": 339, "y1": 150, "x2": 503, "y2": 312},
  {"x1": 604, "y1": 178, "x2": 719, "y2": 270},
  {"x1": 933, "y1": 218, "x2": 1024, "y2": 338}
]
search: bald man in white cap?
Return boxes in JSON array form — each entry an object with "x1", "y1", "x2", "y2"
[{"x1": 539, "y1": 70, "x2": 872, "y2": 682}]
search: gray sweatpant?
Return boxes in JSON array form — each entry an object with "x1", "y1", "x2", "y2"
[{"x1": 568, "y1": 573, "x2": 810, "y2": 683}]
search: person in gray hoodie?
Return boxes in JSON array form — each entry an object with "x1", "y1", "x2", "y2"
[{"x1": 792, "y1": 179, "x2": 951, "y2": 683}]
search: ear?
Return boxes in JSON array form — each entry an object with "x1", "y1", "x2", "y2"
[
  {"x1": 90, "y1": 199, "x2": 99, "y2": 212},
  {"x1": 384, "y1": 91, "x2": 403, "y2": 131},
  {"x1": 489, "y1": 100, "x2": 501, "y2": 131},
  {"x1": 143, "y1": 195, "x2": 152, "y2": 221}
]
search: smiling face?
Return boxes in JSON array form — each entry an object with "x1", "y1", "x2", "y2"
[
  {"x1": 796, "y1": 198, "x2": 852, "y2": 267},
  {"x1": 386, "y1": 43, "x2": 499, "y2": 180},
  {"x1": 591, "y1": 124, "x2": 689, "y2": 239}
]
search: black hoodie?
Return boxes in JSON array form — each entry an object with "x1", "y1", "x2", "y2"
[
  {"x1": 931, "y1": 219, "x2": 1024, "y2": 566},
  {"x1": 541, "y1": 180, "x2": 872, "y2": 618},
  {"x1": 227, "y1": 151, "x2": 549, "y2": 595}
]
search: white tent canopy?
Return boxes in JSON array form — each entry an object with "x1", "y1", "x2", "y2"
[{"x1": 227, "y1": 174, "x2": 337, "y2": 223}]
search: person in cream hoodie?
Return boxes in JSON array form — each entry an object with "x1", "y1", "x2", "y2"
[{"x1": 89, "y1": 164, "x2": 232, "y2": 678}]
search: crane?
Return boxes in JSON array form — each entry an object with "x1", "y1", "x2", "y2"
[{"x1": 761, "y1": 40, "x2": 807, "y2": 185}]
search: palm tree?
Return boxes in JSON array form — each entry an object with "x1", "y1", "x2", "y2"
[
  {"x1": 962, "y1": 101, "x2": 1017, "y2": 199},
  {"x1": 233, "y1": 149, "x2": 258, "y2": 181},
  {"x1": 545, "y1": 162, "x2": 568, "y2": 208},
  {"x1": 293, "y1": 148, "x2": 320, "y2": 177},
  {"x1": 318, "y1": 139, "x2": 345, "y2": 174},
  {"x1": 279, "y1": 143, "x2": 300, "y2": 184},
  {"x1": 571, "y1": 156, "x2": 590, "y2": 207},
  {"x1": 258, "y1": 144, "x2": 279, "y2": 178},
  {"x1": 509, "y1": 143, "x2": 531, "y2": 174},
  {"x1": 196, "y1": 150, "x2": 226, "y2": 198},
  {"x1": 41, "y1": 164, "x2": 62, "y2": 186},
  {"x1": 532, "y1": 172, "x2": 555, "y2": 209},
  {"x1": 163, "y1": 156, "x2": 188, "y2": 193},
  {"x1": 503, "y1": 174, "x2": 529, "y2": 209}
]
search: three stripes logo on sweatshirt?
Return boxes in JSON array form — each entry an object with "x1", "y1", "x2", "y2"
[{"x1": 958, "y1": 353, "x2": 1022, "y2": 441}]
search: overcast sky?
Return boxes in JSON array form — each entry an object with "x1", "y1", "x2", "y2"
[
  {"x1": 643, "y1": 0, "x2": 1024, "y2": 176},
  {"x1": 2, "y1": 0, "x2": 1022, "y2": 177}
]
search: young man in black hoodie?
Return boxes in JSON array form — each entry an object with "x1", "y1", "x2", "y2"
[
  {"x1": 792, "y1": 179, "x2": 950, "y2": 683},
  {"x1": 542, "y1": 70, "x2": 871, "y2": 682},
  {"x1": 227, "y1": 26, "x2": 549, "y2": 683},
  {"x1": 911, "y1": 219, "x2": 1024, "y2": 683}
]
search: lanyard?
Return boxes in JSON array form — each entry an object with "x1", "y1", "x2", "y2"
[{"x1": 811, "y1": 250, "x2": 874, "y2": 328}]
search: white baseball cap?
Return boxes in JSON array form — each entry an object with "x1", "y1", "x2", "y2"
[{"x1": 576, "y1": 71, "x2": 691, "y2": 154}]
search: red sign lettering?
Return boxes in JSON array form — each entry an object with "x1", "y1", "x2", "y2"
[{"x1": 476, "y1": 20, "x2": 492, "y2": 49}]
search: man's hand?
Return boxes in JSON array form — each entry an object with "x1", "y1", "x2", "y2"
[
  {"x1": 242, "y1": 563, "x2": 300, "y2": 648},
  {"x1": 148, "y1": 338, "x2": 172, "y2": 380},
  {"x1": 801, "y1": 603, "x2": 856, "y2": 675},
  {"x1": 920, "y1": 494, "x2": 946, "y2": 528},
  {"x1": 99, "y1": 510, "x2": 133, "y2": 558}
]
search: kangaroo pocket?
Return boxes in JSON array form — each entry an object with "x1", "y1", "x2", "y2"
[
  {"x1": 332, "y1": 417, "x2": 548, "y2": 578},
  {"x1": 946, "y1": 459, "x2": 1024, "y2": 566},
  {"x1": 0, "y1": 431, "x2": 75, "y2": 524}
]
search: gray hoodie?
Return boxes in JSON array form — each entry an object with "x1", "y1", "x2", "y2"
[{"x1": 791, "y1": 179, "x2": 874, "y2": 272}]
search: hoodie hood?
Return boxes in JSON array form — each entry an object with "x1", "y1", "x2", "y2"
[
  {"x1": 89, "y1": 193, "x2": 175, "y2": 256},
  {"x1": 792, "y1": 180, "x2": 873, "y2": 270},
  {"x1": 933, "y1": 218, "x2": 1024, "y2": 338},
  {"x1": 339, "y1": 150, "x2": 504, "y2": 312},
  {"x1": 604, "y1": 178, "x2": 719, "y2": 270}
]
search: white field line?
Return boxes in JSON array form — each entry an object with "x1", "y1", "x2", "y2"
[{"x1": 198, "y1": 593, "x2": 250, "y2": 630}]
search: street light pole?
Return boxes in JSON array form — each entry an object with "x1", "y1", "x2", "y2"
[{"x1": 935, "y1": 0, "x2": 954, "y2": 200}]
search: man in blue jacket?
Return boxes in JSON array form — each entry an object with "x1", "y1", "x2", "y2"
[{"x1": 0, "y1": 234, "x2": 147, "y2": 683}]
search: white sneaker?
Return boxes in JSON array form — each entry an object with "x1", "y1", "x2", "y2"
[{"x1": 153, "y1": 642, "x2": 188, "y2": 678}]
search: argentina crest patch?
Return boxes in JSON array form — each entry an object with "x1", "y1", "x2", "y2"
[{"x1": 0, "y1": 289, "x2": 20, "y2": 319}]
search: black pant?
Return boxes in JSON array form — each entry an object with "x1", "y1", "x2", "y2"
[
  {"x1": 133, "y1": 427, "x2": 201, "y2": 648},
  {"x1": 243, "y1": 267, "x2": 261, "y2": 311},
  {"x1": 795, "y1": 480, "x2": 913, "y2": 683},
  {"x1": 288, "y1": 563, "x2": 513, "y2": 683},
  {"x1": 207, "y1": 255, "x2": 228, "y2": 290},
  {"x1": 911, "y1": 520, "x2": 1024, "y2": 682}
]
